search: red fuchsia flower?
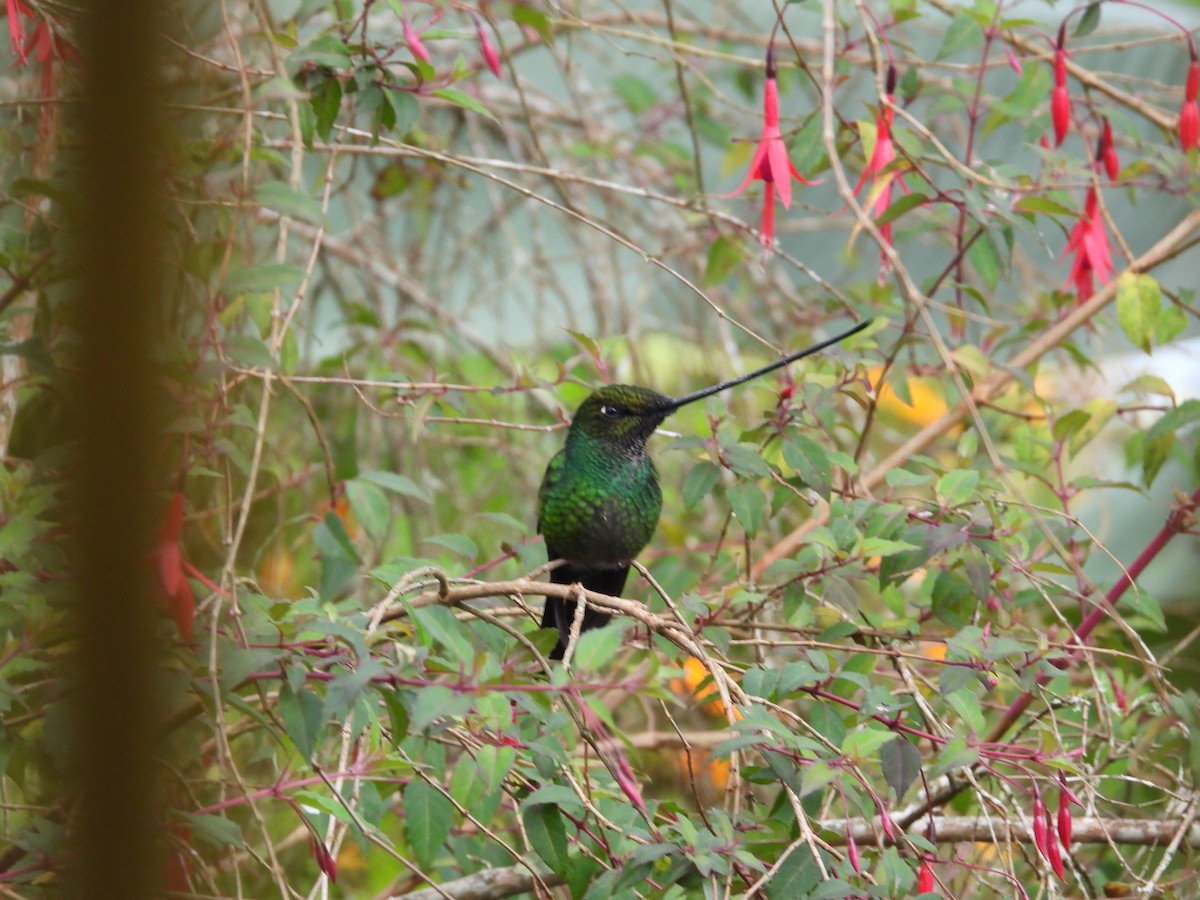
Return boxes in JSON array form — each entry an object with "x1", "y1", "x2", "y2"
[
  {"x1": 848, "y1": 65, "x2": 910, "y2": 279},
  {"x1": 1050, "y1": 26, "x2": 1071, "y2": 147},
  {"x1": 916, "y1": 856, "x2": 935, "y2": 893},
  {"x1": 6, "y1": 0, "x2": 32, "y2": 65},
  {"x1": 473, "y1": 14, "x2": 502, "y2": 78},
  {"x1": 1063, "y1": 186, "x2": 1114, "y2": 301},
  {"x1": 1181, "y1": 51, "x2": 1199, "y2": 151},
  {"x1": 1100, "y1": 118, "x2": 1120, "y2": 182},
  {"x1": 724, "y1": 45, "x2": 818, "y2": 248}
]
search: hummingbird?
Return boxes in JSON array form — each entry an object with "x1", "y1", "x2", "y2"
[{"x1": 537, "y1": 319, "x2": 870, "y2": 660}]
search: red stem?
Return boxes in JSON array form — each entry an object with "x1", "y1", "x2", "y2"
[{"x1": 987, "y1": 485, "x2": 1200, "y2": 743}]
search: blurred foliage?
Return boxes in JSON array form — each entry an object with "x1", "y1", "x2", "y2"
[{"x1": 2, "y1": 0, "x2": 1200, "y2": 897}]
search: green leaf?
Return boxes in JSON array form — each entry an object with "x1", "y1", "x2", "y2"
[
  {"x1": 522, "y1": 802, "x2": 570, "y2": 875},
  {"x1": 880, "y1": 735, "x2": 922, "y2": 798},
  {"x1": 254, "y1": 180, "x2": 325, "y2": 225},
  {"x1": 766, "y1": 845, "x2": 821, "y2": 896},
  {"x1": 1013, "y1": 195, "x2": 1075, "y2": 218},
  {"x1": 385, "y1": 89, "x2": 420, "y2": 136},
  {"x1": 967, "y1": 227, "x2": 1003, "y2": 292},
  {"x1": 224, "y1": 263, "x2": 304, "y2": 297},
  {"x1": 344, "y1": 479, "x2": 390, "y2": 542},
  {"x1": 945, "y1": 687, "x2": 985, "y2": 735},
  {"x1": 360, "y1": 470, "x2": 432, "y2": 503},
  {"x1": 1074, "y1": 1, "x2": 1102, "y2": 37},
  {"x1": 424, "y1": 533, "x2": 479, "y2": 560},
  {"x1": 875, "y1": 191, "x2": 927, "y2": 227},
  {"x1": 703, "y1": 235, "x2": 745, "y2": 287},
  {"x1": 859, "y1": 537, "x2": 921, "y2": 558},
  {"x1": 182, "y1": 812, "x2": 244, "y2": 849},
  {"x1": 511, "y1": 3, "x2": 554, "y2": 43},
  {"x1": 1068, "y1": 398, "x2": 1116, "y2": 454},
  {"x1": 310, "y1": 76, "x2": 342, "y2": 142},
  {"x1": 726, "y1": 482, "x2": 765, "y2": 536},
  {"x1": 936, "y1": 13, "x2": 983, "y2": 59},
  {"x1": 432, "y1": 88, "x2": 497, "y2": 121},
  {"x1": 935, "y1": 469, "x2": 979, "y2": 507},
  {"x1": 1116, "y1": 272, "x2": 1162, "y2": 354},
  {"x1": 411, "y1": 605, "x2": 476, "y2": 663},
  {"x1": 683, "y1": 461, "x2": 721, "y2": 510},
  {"x1": 475, "y1": 743, "x2": 518, "y2": 795},
  {"x1": 279, "y1": 684, "x2": 324, "y2": 759},
  {"x1": 723, "y1": 443, "x2": 772, "y2": 478},
  {"x1": 404, "y1": 778, "x2": 454, "y2": 869},
  {"x1": 612, "y1": 74, "x2": 656, "y2": 114},
  {"x1": 841, "y1": 726, "x2": 896, "y2": 762},
  {"x1": 286, "y1": 34, "x2": 352, "y2": 73},
  {"x1": 782, "y1": 435, "x2": 832, "y2": 499},
  {"x1": 573, "y1": 624, "x2": 625, "y2": 672}
]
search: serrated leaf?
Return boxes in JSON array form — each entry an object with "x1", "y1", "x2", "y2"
[
  {"x1": 842, "y1": 727, "x2": 897, "y2": 762},
  {"x1": 880, "y1": 735, "x2": 922, "y2": 798},
  {"x1": 432, "y1": 88, "x2": 497, "y2": 121},
  {"x1": 523, "y1": 802, "x2": 570, "y2": 875},
  {"x1": 1116, "y1": 272, "x2": 1162, "y2": 354},
  {"x1": 344, "y1": 479, "x2": 390, "y2": 542},
  {"x1": 573, "y1": 623, "x2": 624, "y2": 672},
  {"x1": 683, "y1": 461, "x2": 721, "y2": 510},
  {"x1": 723, "y1": 443, "x2": 771, "y2": 478},
  {"x1": 967, "y1": 227, "x2": 1003, "y2": 292},
  {"x1": 936, "y1": 469, "x2": 979, "y2": 507},
  {"x1": 767, "y1": 845, "x2": 821, "y2": 896},
  {"x1": 782, "y1": 435, "x2": 832, "y2": 499},
  {"x1": 945, "y1": 688, "x2": 985, "y2": 735},
  {"x1": 360, "y1": 470, "x2": 432, "y2": 503},
  {"x1": 404, "y1": 779, "x2": 454, "y2": 869},
  {"x1": 726, "y1": 482, "x2": 765, "y2": 536},
  {"x1": 411, "y1": 605, "x2": 475, "y2": 662},
  {"x1": 254, "y1": 180, "x2": 325, "y2": 225}
]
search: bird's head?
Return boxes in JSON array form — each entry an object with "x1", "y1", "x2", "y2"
[{"x1": 568, "y1": 385, "x2": 674, "y2": 454}]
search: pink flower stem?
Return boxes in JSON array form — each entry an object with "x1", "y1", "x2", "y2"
[{"x1": 986, "y1": 485, "x2": 1200, "y2": 743}]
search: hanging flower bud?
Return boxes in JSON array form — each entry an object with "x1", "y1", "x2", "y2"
[
  {"x1": 1100, "y1": 119, "x2": 1120, "y2": 181},
  {"x1": 403, "y1": 16, "x2": 432, "y2": 65},
  {"x1": 846, "y1": 832, "x2": 861, "y2": 874},
  {"x1": 1045, "y1": 802, "x2": 1065, "y2": 879},
  {"x1": 1051, "y1": 28, "x2": 1071, "y2": 147},
  {"x1": 1032, "y1": 792, "x2": 1049, "y2": 859},
  {"x1": 1180, "y1": 52, "x2": 1199, "y2": 152},
  {"x1": 473, "y1": 14, "x2": 502, "y2": 78},
  {"x1": 1057, "y1": 783, "x2": 1074, "y2": 854}
]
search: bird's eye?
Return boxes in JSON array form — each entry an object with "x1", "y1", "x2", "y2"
[{"x1": 599, "y1": 404, "x2": 621, "y2": 419}]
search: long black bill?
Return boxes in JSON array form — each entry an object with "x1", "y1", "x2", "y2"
[{"x1": 663, "y1": 319, "x2": 872, "y2": 413}]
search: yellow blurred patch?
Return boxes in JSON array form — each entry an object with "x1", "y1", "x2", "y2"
[
  {"x1": 868, "y1": 366, "x2": 952, "y2": 431},
  {"x1": 669, "y1": 657, "x2": 743, "y2": 721}
]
